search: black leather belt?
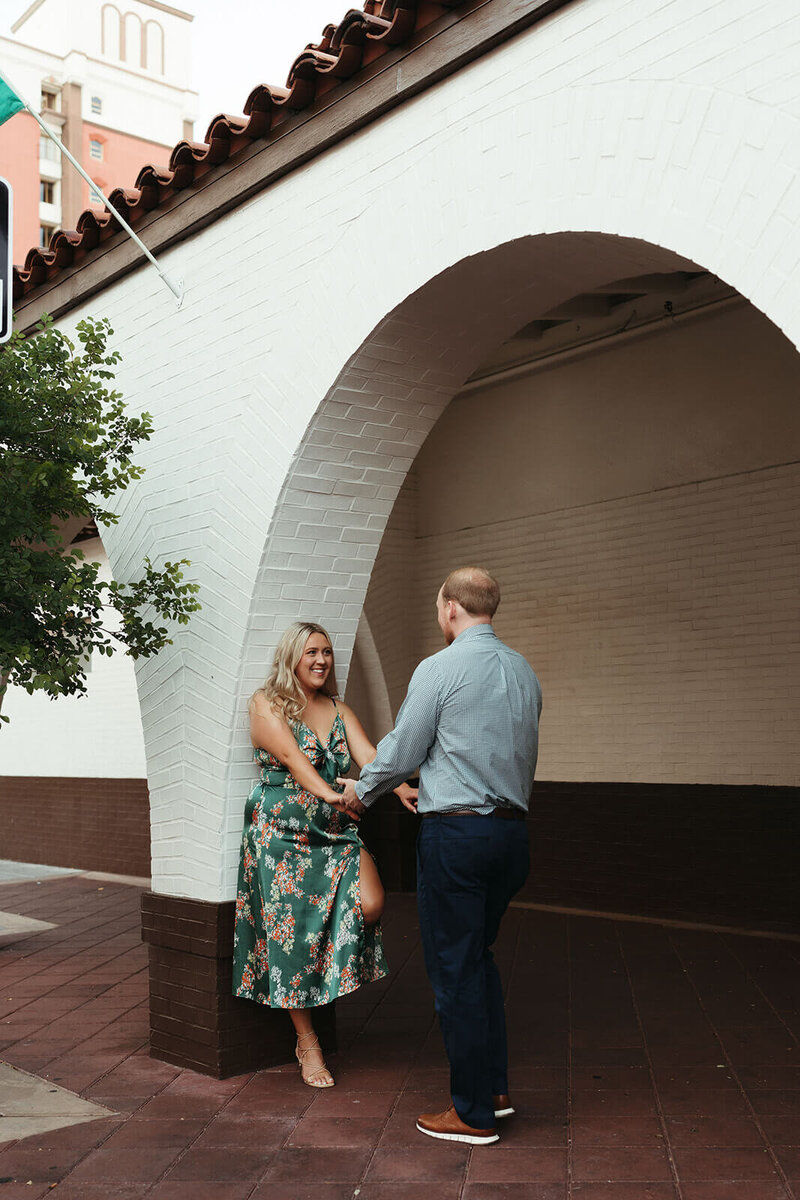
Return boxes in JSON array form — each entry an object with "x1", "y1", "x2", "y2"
[{"x1": 421, "y1": 808, "x2": 526, "y2": 821}]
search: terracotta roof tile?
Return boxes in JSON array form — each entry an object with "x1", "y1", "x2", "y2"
[{"x1": 12, "y1": 0, "x2": 466, "y2": 302}]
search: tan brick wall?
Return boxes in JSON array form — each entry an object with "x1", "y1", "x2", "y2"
[
  {"x1": 413, "y1": 462, "x2": 799, "y2": 785},
  {"x1": 364, "y1": 300, "x2": 800, "y2": 787}
]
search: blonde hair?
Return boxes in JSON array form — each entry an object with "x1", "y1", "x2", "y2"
[
  {"x1": 441, "y1": 566, "x2": 500, "y2": 617},
  {"x1": 256, "y1": 621, "x2": 339, "y2": 726}
]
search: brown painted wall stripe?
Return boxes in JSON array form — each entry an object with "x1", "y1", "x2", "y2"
[{"x1": 0, "y1": 775, "x2": 150, "y2": 878}]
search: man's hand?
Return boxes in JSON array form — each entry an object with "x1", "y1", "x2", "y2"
[
  {"x1": 335, "y1": 777, "x2": 366, "y2": 820},
  {"x1": 395, "y1": 782, "x2": 419, "y2": 815},
  {"x1": 326, "y1": 795, "x2": 358, "y2": 820}
]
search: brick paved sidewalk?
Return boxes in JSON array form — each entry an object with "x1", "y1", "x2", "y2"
[{"x1": 0, "y1": 874, "x2": 799, "y2": 1199}]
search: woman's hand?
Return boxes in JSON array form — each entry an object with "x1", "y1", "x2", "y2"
[
  {"x1": 394, "y1": 782, "x2": 419, "y2": 814},
  {"x1": 334, "y1": 778, "x2": 366, "y2": 820},
  {"x1": 322, "y1": 784, "x2": 347, "y2": 808}
]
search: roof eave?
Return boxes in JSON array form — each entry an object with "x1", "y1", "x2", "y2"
[{"x1": 13, "y1": 0, "x2": 575, "y2": 333}]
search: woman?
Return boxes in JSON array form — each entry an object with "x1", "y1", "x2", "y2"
[{"x1": 232, "y1": 621, "x2": 417, "y2": 1088}]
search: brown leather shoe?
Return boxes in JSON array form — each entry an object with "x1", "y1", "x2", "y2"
[
  {"x1": 416, "y1": 1104, "x2": 499, "y2": 1145},
  {"x1": 493, "y1": 1093, "x2": 515, "y2": 1118}
]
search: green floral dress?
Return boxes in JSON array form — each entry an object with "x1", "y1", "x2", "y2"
[{"x1": 232, "y1": 706, "x2": 388, "y2": 1008}]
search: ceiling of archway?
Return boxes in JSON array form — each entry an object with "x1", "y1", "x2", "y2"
[{"x1": 466, "y1": 270, "x2": 737, "y2": 386}]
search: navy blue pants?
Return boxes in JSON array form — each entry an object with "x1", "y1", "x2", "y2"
[{"x1": 416, "y1": 814, "x2": 530, "y2": 1130}]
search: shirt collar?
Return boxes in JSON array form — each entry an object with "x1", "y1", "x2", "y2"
[{"x1": 452, "y1": 623, "x2": 496, "y2": 643}]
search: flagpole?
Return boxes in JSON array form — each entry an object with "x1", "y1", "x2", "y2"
[{"x1": 0, "y1": 68, "x2": 184, "y2": 306}]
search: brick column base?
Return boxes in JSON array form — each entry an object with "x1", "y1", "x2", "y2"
[{"x1": 141, "y1": 892, "x2": 336, "y2": 1078}]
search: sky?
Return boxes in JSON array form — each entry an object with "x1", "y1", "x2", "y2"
[
  {"x1": 0, "y1": 0, "x2": 353, "y2": 134},
  {"x1": 185, "y1": 1, "x2": 352, "y2": 133}
]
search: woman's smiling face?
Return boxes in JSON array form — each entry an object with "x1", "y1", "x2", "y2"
[{"x1": 295, "y1": 632, "x2": 333, "y2": 695}]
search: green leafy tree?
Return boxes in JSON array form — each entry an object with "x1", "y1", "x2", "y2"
[{"x1": 0, "y1": 315, "x2": 200, "y2": 722}]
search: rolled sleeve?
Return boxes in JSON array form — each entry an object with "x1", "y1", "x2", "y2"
[{"x1": 355, "y1": 658, "x2": 442, "y2": 807}]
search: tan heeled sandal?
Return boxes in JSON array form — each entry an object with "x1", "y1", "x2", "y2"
[{"x1": 295, "y1": 1031, "x2": 335, "y2": 1088}]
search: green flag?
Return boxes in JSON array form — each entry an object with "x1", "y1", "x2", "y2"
[{"x1": 0, "y1": 78, "x2": 24, "y2": 126}]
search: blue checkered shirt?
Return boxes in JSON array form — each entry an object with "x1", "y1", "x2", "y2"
[{"x1": 355, "y1": 624, "x2": 542, "y2": 814}]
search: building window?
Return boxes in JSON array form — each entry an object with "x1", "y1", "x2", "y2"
[
  {"x1": 39, "y1": 224, "x2": 56, "y2": 247},
  {"x1": 41, "y1": 85, "x2": 58, "y2": 111},
  {"x1": 91, "y1": 95, "x2": 102, "y2": 114},
  {"x1": 89, "y1": 139, "x2": 103, "y2": 160},
  {"x1": 89, "y1": 186, "x2": 104, "y2": 205},
  {"x1": 40, "y1": 179, "x2": 55, "y2": 204},
  {"x1": 39, "y1": 135, "x2": 59, "y2": 162}
]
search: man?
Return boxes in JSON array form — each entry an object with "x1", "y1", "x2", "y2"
[{"x1": 337, "y1": 566, "x2": 542, "y2": 1146}]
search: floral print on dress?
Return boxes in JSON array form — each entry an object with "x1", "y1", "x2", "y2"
[{"x1": 232, "y1": 709, "x2": 388, "y2": 1008}]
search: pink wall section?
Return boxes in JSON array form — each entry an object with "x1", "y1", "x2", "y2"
[
  {"x1": 0, "y1": 110, "x2": 44, "y2": 264},
  {"x1": 81, "y1": 122, "x2": 170, "y2": 218},
  {"x1": 0, "y1": 113, "x2": 171, "y2": 266}
]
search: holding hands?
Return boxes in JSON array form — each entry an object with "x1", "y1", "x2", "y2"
[
  {"x1": 333, "y1": 777, "x2": 419, "y2": 820},
  {"x1": 334, "y1": 777, "x2": 364, "y2": 819}
]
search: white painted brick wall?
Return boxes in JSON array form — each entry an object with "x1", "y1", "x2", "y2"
[
  {"x1": 1, "y1": 539, "x2": 147, "y2": 777},
  {"x1": 33, "y1": 0, "x2": 800, "y2": 899}
]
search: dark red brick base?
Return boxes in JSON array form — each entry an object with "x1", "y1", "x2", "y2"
[
  {"x1": 141, "y1": 891, "x2": 336, "y2": 1077},
  {"x1": 527, "y1": 781, "x2": 800, "y2": 932},
  {"x1": 0, "y1": 775, "x2": 150, "y2": 877}
]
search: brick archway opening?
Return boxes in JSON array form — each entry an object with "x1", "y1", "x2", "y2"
[{"x1": 282, "y1": 237, "x2": 799, "y2": 934}]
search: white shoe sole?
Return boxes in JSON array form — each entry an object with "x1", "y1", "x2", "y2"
[
  {"x1": 494, "y1": 1106, "x2": 515, "y2": 1118},
  {"x1": 416, "y1": 1121, "x2": 499, "y2": 1145}
]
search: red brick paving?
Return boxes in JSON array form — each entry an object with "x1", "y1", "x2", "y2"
[{"x1": 0, "y1": 875, "x2": 799, "y2": 1198}]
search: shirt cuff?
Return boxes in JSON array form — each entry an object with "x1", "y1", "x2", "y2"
[{"x1": 354, "y1": 779, "x2": 373, "y2": 806}]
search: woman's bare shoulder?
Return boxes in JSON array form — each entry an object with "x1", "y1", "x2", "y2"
[
  {"x1": 335, "y1": 699, "x2": 364, "y2": 727},
  {"x1": 249, "y1": 690, "x2": 281, "y2": 724}
]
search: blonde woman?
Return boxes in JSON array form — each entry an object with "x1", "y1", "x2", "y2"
[{"x1": 232, "y1": 621, "x2": 417, "y2": 1088}]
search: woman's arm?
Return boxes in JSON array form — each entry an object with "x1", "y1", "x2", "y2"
[
  {"x1": 250, "y1": 694, "x2": 343, "y2": 807},
  {"x1": 337, "y1": 702, "x2": 418, "y2": 813}
]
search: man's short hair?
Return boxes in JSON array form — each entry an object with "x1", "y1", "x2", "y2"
[{"x1": 441, "y1": 566, "x2": 500, "y2": 617}]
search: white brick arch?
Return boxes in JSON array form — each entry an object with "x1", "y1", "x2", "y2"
[
  {"x1": 224, "y1": 77, "x2": 800, "y2": 893},
  {"x1": 234, "y1": 232, "x2": 698, "y2": 694},
  {"x1": 108, "y1": 0, "x2": 800, "y2": 900}
]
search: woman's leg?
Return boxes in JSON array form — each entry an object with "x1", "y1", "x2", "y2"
[
  {"x1": 289, "y1": 1008, "x2": 333, "y2": 1086},
  {"x1": 360, "y1": 848, "x2": 385, "y2": 926}
]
